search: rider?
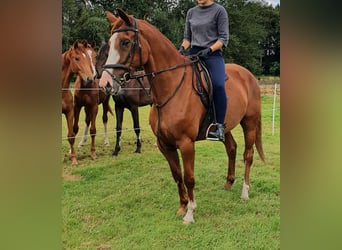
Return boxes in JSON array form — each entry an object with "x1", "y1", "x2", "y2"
[{"x1": 178, "y1": 0, "x2": 229, "y2": 142}]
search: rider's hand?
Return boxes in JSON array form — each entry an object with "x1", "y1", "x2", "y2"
[
  {"x1": 178, "y1": 46, "x2": 185, "y2": 55},
  {"x1": 197, "y1": 47, "x2": 212, "y2": 59}
]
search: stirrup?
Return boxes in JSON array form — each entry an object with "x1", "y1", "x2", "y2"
[{"x1": 206, "y1": 123, "x2": 220, "y2": 141}]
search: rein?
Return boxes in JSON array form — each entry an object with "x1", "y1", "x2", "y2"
[
  {"x1": 130, "y1": 57, "x2": 199, "y2": 80},
  {"x1": 102, "y1": 17, "x2": 204, "y2": 148}
]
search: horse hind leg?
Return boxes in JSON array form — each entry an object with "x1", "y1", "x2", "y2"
[
  {"x1": 73, "y1": 105, "x2": 88, "y2": 148},
  {"x1": 88, "y1": 106, "x2": 98, "y2": 160},
  {"x1": 240, "y1": 117, "x2": 257, "y2": 200},
  {"x1": 78, "y1": 122, "x2": 89, "y2": 147},
  {"x1": 103, "y1": 121, "x2": 109, "y2": 146},
  {"x1": 223, "y1": 131, "x2": 237, "y2": 190}
]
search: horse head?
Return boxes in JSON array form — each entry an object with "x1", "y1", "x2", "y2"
[
  {"x1": 67, "y1": 40, "x2": 96, "y2": 84},
  {"x1": 98, "y1": 9, "x2": 150, "y2": 96},
  {"x1": 81, "y1": 40, "x2": 97, "y2": 85}
]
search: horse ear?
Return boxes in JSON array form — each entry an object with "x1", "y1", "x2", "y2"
[
  {"x1": 105, "y1": 11, "x2": 117, "y2": 24},
  {"x1": 90, "y1": 40, "x2": 96, "y2": 48},
  {"x1": 73, "y1": 40, "x2": 79, "y2": 49},
  {"x1": 81, "y1": 39, "x2": 88, "y2": 47},
  {"x1": 117, "y1": 8, "x2": 132, "y2": 26}
]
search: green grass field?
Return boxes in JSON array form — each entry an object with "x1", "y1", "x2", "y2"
[{"x1": 62, "y1": 87, "x2": 280, "y2": 249}]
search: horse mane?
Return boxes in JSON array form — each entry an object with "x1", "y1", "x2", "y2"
[
  {"x1": 62, "y1": 47, "x2": 72, "y2": 68},
  {"x1": 138, "y1": 19, "x2": 178, "y2": 53},
  {"x1": 109, "y1": 9, "x2": 177, "y2": 53}
]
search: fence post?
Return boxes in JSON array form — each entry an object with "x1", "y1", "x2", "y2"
[{"x1": 272, "y1": 83, "x2": 277, "y2": 135}]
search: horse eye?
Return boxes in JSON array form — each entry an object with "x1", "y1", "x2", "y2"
[
  {"x1": 120, "y1": 40, "x2": 130, "y2": 47},
  {"x1": 75, "y1": 57, "x2": 80, "y2": 61}
]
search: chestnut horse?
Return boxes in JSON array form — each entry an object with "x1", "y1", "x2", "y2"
[
  {"x1": 73, "y1": 40, "x2": 113, "y2": 161},
  {"x1": 99, "y1": 9, "x2": 265, "y2": 224},
  {"x1": 97, "y1": 41, "x2": 152, "y2": 156},
  {"x1": 62, "y1": 40, "x2": 95, "y2": 165}
]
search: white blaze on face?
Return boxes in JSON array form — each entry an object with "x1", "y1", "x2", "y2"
[
  {"x1": 99, "y1": 33, "x2": 120, "y2": 88},
  {"x1": 86, "y1": 49, "x2": 97, "y2": 79}
]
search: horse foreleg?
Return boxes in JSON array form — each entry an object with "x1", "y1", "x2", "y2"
[
  {"x1": 103, "y1": 122, "x2": 109, "y2": 146},
  {"x1": 130, "y1": 107, "x2": 141, "y2": 153},
  {"x1": 158, "y1": 142, "x2": 188, "y2": 217},
  {"x1": 112, "y1": 105, "x2": 124, "y2": 156},
  {"x1": 102, "y1": 102, "x2": 110, "y2": 146},
  {"x1": 65, "y1": 111, "x2": 77, "y2": 166},
  {"x1": 223, "y1": 131, "x2": 237, "y2": 190},
  {"x1": 89, "y1": 105, "x2": 98, "y2": 160},
  {"x1": 240, "y1": 119, "x2": 257, "y2": 200},
  {"x1": 179, "y1": 140, "x2": 196, "y2": 224}
]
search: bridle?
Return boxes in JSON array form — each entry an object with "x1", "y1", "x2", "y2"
[
  {"x1": 102, "y1": 17, "x2": 142, "y2": 87},
  {"x1": 102, "y1": 17, "x2": 200, "y2": 81},
  {"x1": 102, "y1": 16, "x2": 201, "y2": 101}
]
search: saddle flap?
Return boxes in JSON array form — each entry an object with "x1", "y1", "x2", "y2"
[{"x1": 193, "y1": 58, "x2": 213, "y2": 104}]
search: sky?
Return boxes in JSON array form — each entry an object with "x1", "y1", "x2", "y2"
[{"x1": 265, "y1": 0, "x2": 280, "y2": 6}]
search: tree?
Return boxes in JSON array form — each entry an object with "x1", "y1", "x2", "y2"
[{"x1": 62, "y1": 0, "x2": 280, "y2": 76}]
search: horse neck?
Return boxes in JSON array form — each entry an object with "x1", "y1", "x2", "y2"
[
  {"x1": 141, "y1": 23, "x2": 189, "y2": 100},
  {"x1": 143, "y1": 29, "x2": 183, "y2": 74},
  {"x1": 61, "y1": 52, "x2": 74, "y2": 88}
]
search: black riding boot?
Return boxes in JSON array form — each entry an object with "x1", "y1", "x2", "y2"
[{"x1": 209, "y1": 123, "x2": 225, "y2": 142}]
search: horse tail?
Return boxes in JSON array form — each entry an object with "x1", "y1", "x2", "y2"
[
  {"x1": 107, "y1": 101, "x2": 114, "y2": 116},
  {"x1": 101, "y1": 94, "x2": 114, "y2": 116},
  {"x1": 255, "y1": 114, "x2": 265, "y2": 162}
]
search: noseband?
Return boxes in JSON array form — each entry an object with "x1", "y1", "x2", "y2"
[
  {"x1": 103, "y1": 64, "x2": 131, "y2": 86},
  {"x1": 102, "y1": 18, "x2": 142, "y2": 86}
]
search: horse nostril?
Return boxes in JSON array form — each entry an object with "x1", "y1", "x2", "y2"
[{"x1": 85, "y1": 78, "x2": 93, "y2": 85}]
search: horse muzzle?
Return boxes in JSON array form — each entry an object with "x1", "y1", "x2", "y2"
[{"x1": 100, "y1": 81, "x2": 121, "y2": 96}]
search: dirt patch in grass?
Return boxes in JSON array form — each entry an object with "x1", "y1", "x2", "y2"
[{"x1": 62, "y1": 172, "x2": 83, "y2": 181}]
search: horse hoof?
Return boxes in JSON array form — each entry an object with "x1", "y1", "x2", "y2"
[
  {"x1": 71, "y1": 160, "x2": 78, "y2": 166},
  {"x1": 240, "y1": 182, "x2": 249, "y2": 200},
  {"x1": 182, "y1": 219, "x2": 194, "y2": 225},
  {"x1": 176, "y1": 207, "x2": 186, "y2": 217},
  {"x1": 224, "y1": 182, "x2": 232, "y2": 190}
]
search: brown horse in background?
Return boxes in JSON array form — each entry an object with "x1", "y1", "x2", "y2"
[
  {"x1": 73, "y1": 40, "x2": 113, "y2": 161},
  {"x1": 62, "y1": 40, "x2": 95, "y2": 165},
  {"x1": 96, "y1": 41, "x2": 152, "y2": 157},
  {"x1": 99, "y1": 9, "x2": 265, "y2": 224}
]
